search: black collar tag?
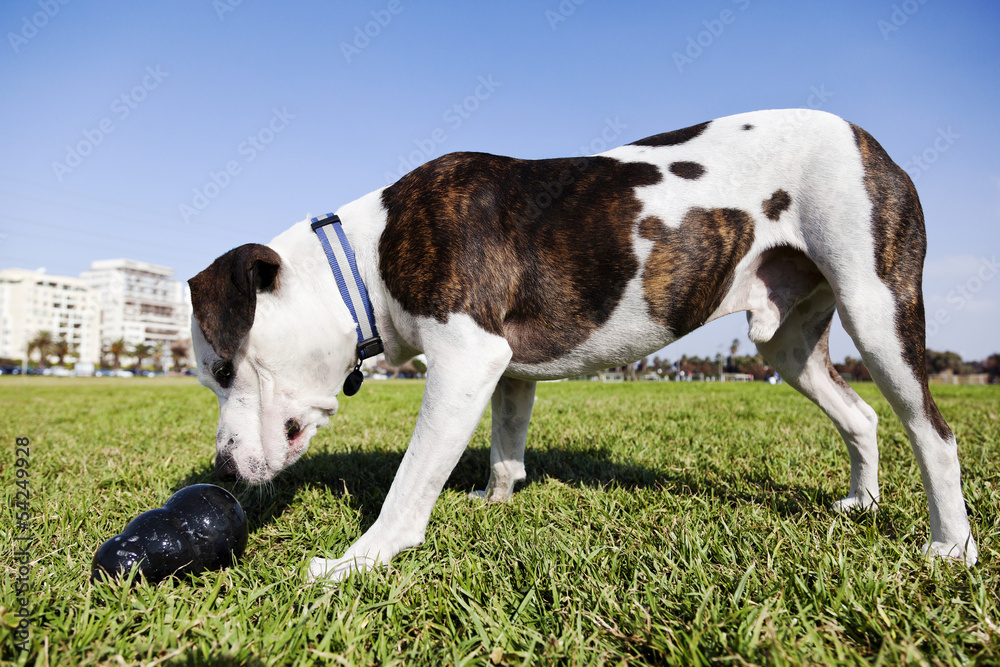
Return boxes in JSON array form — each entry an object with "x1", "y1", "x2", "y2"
[{"x1": 343, "y1": 366, "x2": 365, "y2": 396}]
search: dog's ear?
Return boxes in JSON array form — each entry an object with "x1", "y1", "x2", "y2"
[{"x1": 189, "y1": 244, "x2": 281, "y2": 360}]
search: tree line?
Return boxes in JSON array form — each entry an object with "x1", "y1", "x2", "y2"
[
  {"x1": 7, "y1": 331, "x2": 192, "y2": 373},
  {"x1": 634, "y1": 339, "x2": 1000, "y2": 383},
  {"x1": 833, "y1": 350, "x2": 1000, "y2": 383}
]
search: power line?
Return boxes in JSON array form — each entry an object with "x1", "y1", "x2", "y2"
[
  {"x1": 0, "y1": 173, "x2": 179, "y2": 223},
  {"x1": 0, "y1": 226, "x2": 194, "y2": 267},
  {"x1": 0, "y1": 187, "x2": 250, "y2": 242},
  {"x1": 0, "y1": 213, "x2": 202, "y2": 256}
]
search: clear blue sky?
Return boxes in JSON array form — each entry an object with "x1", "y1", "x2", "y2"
[{"x1": 2, "y1": 0, "x2": 998, "y2": 362}]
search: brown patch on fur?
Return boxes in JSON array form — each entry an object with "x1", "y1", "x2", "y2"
[
  {"x1": 669, "y1": 161, "x2": 705, "y2": 180},
  {"x1": 630, "y1": 121, "x2": 710, "y2": 147},
  {"x1": 189, "y1": 244, "x2": 281, "y2": 360},
  {"x1": 828, "y1": 356, "x2": 853, "y2": 392},
  {"x1": 808, "y1": 307, "x2": 855, "y2": 393},
  {"x1": 762, "y1": 189, "x2": 792, "y2": 221},
  {"x1": 851, "y1": 123, "x2": 951, "y2": 440},
  {"x1": 800, "y1": 303, "x2": 855, "y2": 394},
  {"x1": 378, "y1": 152, "x2": 662, "y2": 365},
  {"x1": 639, "y1": 208, "x2": 755, "y2": 336}
]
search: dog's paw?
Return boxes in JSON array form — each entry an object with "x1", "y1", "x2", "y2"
[
  {"x1": 466, "y1": 483, "x2": 516, "y2": 503},
  {"x1": 923, "y1": 538, "x2": 979, "y2": 567},
  {"x1": 307, "y1": 554, "x2": 378, "y2": 585},
  {"x1": 831, "y1": 492, "x2": 879, "y2": 515}
]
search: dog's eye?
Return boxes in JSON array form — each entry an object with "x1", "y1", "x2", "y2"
[{"x1": 212, "y1": 361, "x2": 234, "y2": 388}]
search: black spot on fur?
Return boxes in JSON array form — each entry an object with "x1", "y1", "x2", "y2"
[
  {"x1": 379, "y1": 152, "x2": 663, "y2": 364},
  {"x1": 851, "y1": 123, "x2": 951, "y2": 441},
  {"x1": 669, "y1": 161, "x2": 705, "y2": 180},
  {"x1": 189, "y1": 244, "x2": 281, "y2": 361},
  {"x1": 762, "y1": 189, "x2": 792, "y2": 220},
  {"x1": 630, "y1": 121, "x2": 710, "y2": 147},
  {"x1": 742, "y1": 124, "x2": 754, "y2": 131}
]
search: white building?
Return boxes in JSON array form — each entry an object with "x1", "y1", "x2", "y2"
[
  {"x1": 81, "y1": 259, "x2": 193, "y2": 367},
  {"x1": 0, "y1": 268, "x2": 101, "y2": 365}
]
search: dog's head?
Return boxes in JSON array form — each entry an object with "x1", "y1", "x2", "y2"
[{"x1": 189, "y1": 238, "x2": 357, "y2": 483}]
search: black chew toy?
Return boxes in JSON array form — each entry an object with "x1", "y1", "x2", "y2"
[{"x1": 92, "y1": 484, "x2": 248, "y2": 584}]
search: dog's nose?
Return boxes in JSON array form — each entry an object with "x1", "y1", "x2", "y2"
[{"x1": 215, "y1": 452, "x2": 239, "y2": 482}]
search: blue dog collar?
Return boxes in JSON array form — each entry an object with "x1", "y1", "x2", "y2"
[{"x1": 311, "y1": 213, "x2": 384, "y2": 363}]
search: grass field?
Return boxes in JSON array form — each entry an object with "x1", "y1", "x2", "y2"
[{"x1": 1, "y1": 376, "x2": 998, "y2": 665}]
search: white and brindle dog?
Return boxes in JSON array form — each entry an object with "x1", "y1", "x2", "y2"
[{"x1": 189, "y1": 109, "x2": 978, "y2": 582}]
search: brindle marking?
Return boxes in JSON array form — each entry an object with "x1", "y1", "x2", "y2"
[
  {"x1": 378, "y1": 152, "x2": 662, "y2": 364},
  {"x1": 639, "y1": 208, "x2": 755, "y2": 336},
  {"x1": 850, "y1": 124, "x2": 950, "y2": 440}
]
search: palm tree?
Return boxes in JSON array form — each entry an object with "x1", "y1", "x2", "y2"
[
  {"x1": 152, "y1": 342, "x2": 165, "y2": 372},
  {"x1": 28, "y1": 331, "x2": 54, "y2": 368},
  {"x1": 170, "y1": 340, "x2": 190, "y2": 372},
  {"x1": 727, "y1": 338, "x2": 741, "y2": 372},
  {"x1": 107, "y1": 337, "x2": 128, "y2": 370},
  {"x1": 52, "y1": 335, "x2": 74, "y2": 367},
  {"x1": 132, "y1": 342, "x2": 153, "y2": 372}
]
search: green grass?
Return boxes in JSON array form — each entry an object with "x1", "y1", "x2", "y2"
[{"x1": 1, "y1": 376, "x2": 998, "y2": 665}]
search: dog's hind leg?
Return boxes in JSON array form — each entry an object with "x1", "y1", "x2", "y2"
[
  {"x1": 753, "y1": 279, "x2": 882, "y2": 514},
  {"x1": 815, "y1": 125, "x2": 977, "y2": 565},
  {"x1": 470, "y1": 376, "x2": 536, "y2": 502},
  {"x1": 832, "y1": 272, "x2": 978, "y2": 565}
]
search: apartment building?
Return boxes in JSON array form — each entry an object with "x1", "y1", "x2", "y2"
[
  {"x1": 0, "y1": 258, "x2": 194, "y2": 368},
  {"x1": 0, "y1": 268, "x2": 101, "y2": 364},
  {"x1": 81, "y1": 259, "x2": 192, "y2": 363}
]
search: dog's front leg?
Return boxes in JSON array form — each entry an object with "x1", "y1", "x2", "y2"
[{"x1": 308, "y1": 321, "x2": 512, "y2": 583}]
